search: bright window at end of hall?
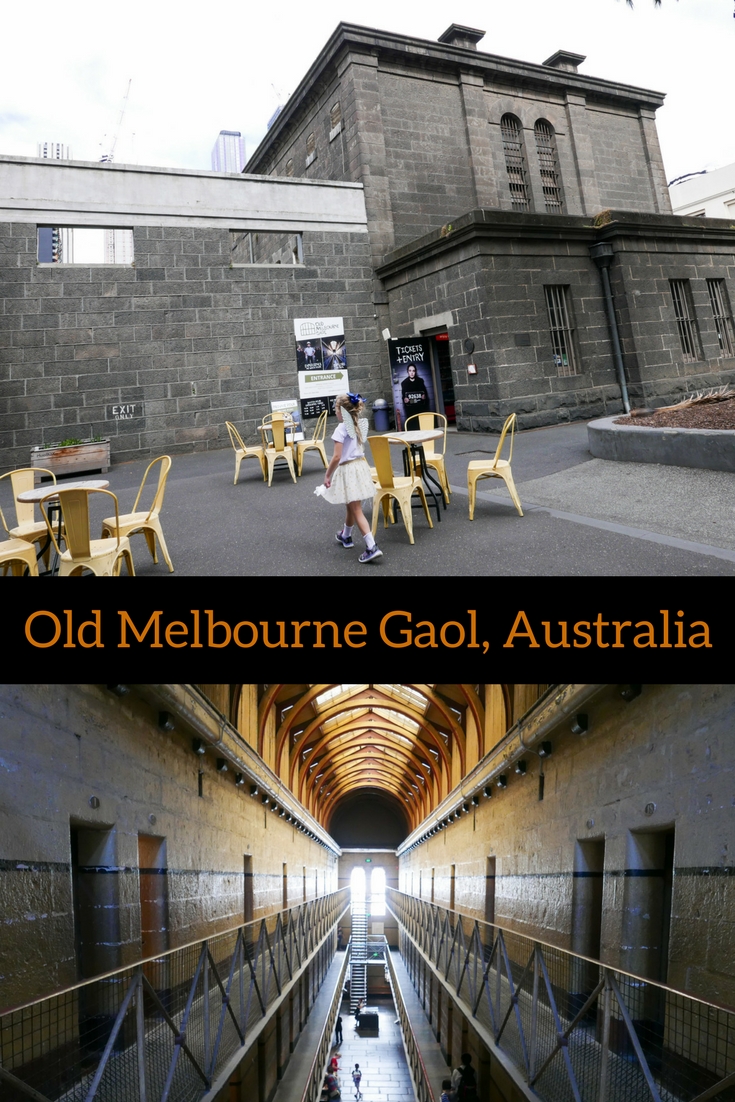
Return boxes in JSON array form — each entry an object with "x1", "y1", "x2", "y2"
[
  {"x1": 350, "y1": 866, "x2": 366, "y2": 905},
  {"x1": 37, "y1": 227, "x2": 134, "y2": 264},
  {"x1": 370, "y1": 868, "x2": 386, "y2": 916}
]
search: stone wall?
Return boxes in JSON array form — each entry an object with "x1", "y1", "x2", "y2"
[
  {"x1": 0, "y1": 684, "x2": 338, "y2": 1009},
  {"x1": 248, "y1": 24, "x2": 672, "y2": 254},
  {"x1": 398, "y1": 683, "x2": 735, "y2": 1006},
  {"x1": 604, "y1": 220, "x2": 735, "y2": 405},
  {"x1": 378, "y1": 209, "x2": 735, "y2": 429},
  {"x1": 0, "y1": 222, "x2": 377, "y2": 470}
]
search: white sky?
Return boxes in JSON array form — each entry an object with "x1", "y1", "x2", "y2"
[{"x1": 0, "y1": 0, "x2": 732, "y2": 186}]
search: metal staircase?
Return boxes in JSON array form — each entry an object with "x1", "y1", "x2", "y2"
[{"x1": 350, "y1": 902, "x2": 368, "y2": 1010}]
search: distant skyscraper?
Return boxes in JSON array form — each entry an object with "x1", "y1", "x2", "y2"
[
  {"x1": 211, "y1": 130, "x2": 245, "y2": 173},
  {"x1": 37, "y1": 141, "x2": 72, "y2": 160},
  {"x1": 104, "y1": 229, "x2": 134, "y2": 264}
]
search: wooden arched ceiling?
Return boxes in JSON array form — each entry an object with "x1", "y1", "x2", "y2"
[{"x1": 253, "y1": 684, "x2": 492, "y2": 833}]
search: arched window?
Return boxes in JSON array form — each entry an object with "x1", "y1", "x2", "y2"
[
  {"x1": 350, "y1": 866, "x2": 366, "y2": 907},
  {"x1": 285, "y1": 158, "x2": 294, "y2": 177},
  {"x1": 534, "y1": 120, "x2": 563, "y2": 213},
  {"x1": 370, "y1": 868, "x2": 386, "y2": 916},
  {"x1": 306, "y1": 132, "x2": 316, "y2": 156},
  {"x1": 500, "y1": 114, "x2": 530, "y2": 211}
]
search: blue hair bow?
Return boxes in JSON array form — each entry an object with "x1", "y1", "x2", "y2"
[{"x1": 347, "y1": 392, "x2": 364, "y2": 404}]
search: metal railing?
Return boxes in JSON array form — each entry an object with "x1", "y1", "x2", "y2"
[
  {"x1": 387, "y1": 888, "x2": 735, "y2": 1102},
  {"x1": 384, "y1": 939, "x2": 437, "y2": 1102},
  {"x1": 1, "y1": 889, "x2": 349, "y2": 1102},
  {"x1": 300, "y1": 942, "x2": 352, "y2": 1102}
]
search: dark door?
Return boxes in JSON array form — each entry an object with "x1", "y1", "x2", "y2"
[{"x1": 427, "y1": 332, "x2": 456, "y2": 422}]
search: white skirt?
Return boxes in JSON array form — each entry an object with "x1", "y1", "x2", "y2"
[{"x1": 321, "y1": 458, "x2": 375, "y2": 505}]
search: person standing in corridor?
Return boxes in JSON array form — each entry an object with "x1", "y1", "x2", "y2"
[
  {"x1": 335, "y1": 1013, "x2": 343, "y2": 1045},
  {"x1": 352, "y1": 1064, "x2": 362, "y2": 1099}
]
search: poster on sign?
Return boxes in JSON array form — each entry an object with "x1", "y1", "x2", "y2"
[
  {"x1": 387, "y1": 338, "x2": 436, "y2": 428},
  {"x1": 294, "y1": 317, "x2": 348, "y2": 417},
  {"x1": 271, "y1": 399, "x2": 304, "y2": 441}
]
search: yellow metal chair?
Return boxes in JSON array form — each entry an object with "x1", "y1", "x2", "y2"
[
  {"x1": 226, "y1": 422, "x2": 267, "y2": 483},
  {"x1": 100, "y1": 456, "x2": 174, "y2": 572},
  {"x1": 368, "y1": 435, "x2": 433, "y2": 545},
  {"x1": 265, "y1": 417, "x2": 297, "y2": 485},
  {"x1": 0, "y1": 467, "x2": 58, "y2": 569},
  {"x1": 0, "y1": 538, "x2": 39, "y2": 576},
  {"x1": 296, "y1": 410, "x2": 328, "y2": 475},
  {"x1": 467, "y1": 413, "x2": 523, "y2": 520},
  {"x1": 405, "y1": 412, "x2": 451, "y2": 504},
  {"x1": 41, "y1": 487, "x2": 135, "y2": 577},
  {"x1": 259, "y1": 412, "x2": 295, "y2": 450}
]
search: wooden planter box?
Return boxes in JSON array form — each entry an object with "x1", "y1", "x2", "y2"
[{"x1": 31, "y1": 440, "x2": 110, "y2": 478}]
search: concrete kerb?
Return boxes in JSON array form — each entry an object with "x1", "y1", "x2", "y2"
[{"x1": 588, "y1": 415, "x2": 735, "y2": 472}]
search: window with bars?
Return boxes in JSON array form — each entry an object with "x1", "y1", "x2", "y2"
[
  {"x1": 534, "y1": 120, "x2": 564, "y2": 213},
  {"x1": 669, "y1": 280, "x2": 701, "y2": 362},
  {"x1": 544, "y1": 285, "x2": 578, "y2": 376},
  {"x1": 501, "y1": 114, "x2": 531, "y2": 211},
  {"x1": 706, "y1": 279, "x2": 735, "y2": 356}
]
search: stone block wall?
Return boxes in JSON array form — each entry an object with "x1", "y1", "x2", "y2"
[
  {"x1": 398, "y1": 683, "x2": 735, "y2": 1007},
  {"x1": 378, "y1": 210, "x2": 735, "y2": 429},
  {"x1": 377, "y1": 71, "x2": 478, "y2": 249},
  {"x1": 0, "y1": 684, "x2": 338, "y2": 1009},
  {"x1": 607, "y1": 226, "x2": 735, "y2": 405},
  {"x1": 0, "y1": 222, "x2": 377, "y2": 470}
]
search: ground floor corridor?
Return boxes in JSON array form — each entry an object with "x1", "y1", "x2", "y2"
[{"x1": 328, "y1": 998, "x2": 414, "y2": 1102}]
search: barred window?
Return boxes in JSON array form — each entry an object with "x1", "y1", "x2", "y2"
[
  {"x1": 500, "y1": 114, "x2": 531, "y2": 211},
  {"x1": 544, "y1": 285, "x2": 578, "y2": 376},
  {"x1": 306, "y1": 132, "x2": 316, "y2": 156},
  {"x1": 330, "y1": 102, "x2": 342, "y2": 129},
  {"x1": 534, "y1": 120, "x2": 563, "y2": 213},
  {"x1": 669, "y1": 279, "x2": 701, "y2": 362},
  {"x1": 706, "y1": 279, "x2": 735, "y2": 356}
]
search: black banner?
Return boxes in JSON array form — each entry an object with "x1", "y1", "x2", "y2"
[{"x1": 5, "y1": 581, "x2": 727, "y2": 683}]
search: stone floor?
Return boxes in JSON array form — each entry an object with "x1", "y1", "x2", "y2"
[{"x1": 330, "y1": 997, "x2": 415, "y2": 1102}]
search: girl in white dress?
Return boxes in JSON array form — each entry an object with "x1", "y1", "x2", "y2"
[{"x1": 321, "y1": 393, "x2": 382, "y2": 563}]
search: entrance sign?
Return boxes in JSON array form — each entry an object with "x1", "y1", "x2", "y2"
[
  {"x1": 388, "y1": 337, "x2": 436, "y2": 428},
  {"x1": 294, "y1": 317, "x2": 348, "y2": 417},
  {"x1": 298, "y1": 370, "x2": 350, "y2": 419}
]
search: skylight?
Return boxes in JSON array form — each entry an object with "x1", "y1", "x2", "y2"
[
  {"x1": 376, "y1": 684, "x2": 430, "y2": 712},
  {"x1": 314, "y1": 684, "x2": 366, "y2": 709},
  {"x1": 372, "y1": 707, "x2": 420, "y2": 734}
]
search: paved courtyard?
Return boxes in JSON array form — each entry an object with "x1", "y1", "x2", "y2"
[{"x1": 4, "y1": 421, "x2": 735, "y2": 576}]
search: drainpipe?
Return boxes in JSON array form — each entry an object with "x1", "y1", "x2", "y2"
[{"x1": 590, "y1": 242, "x2": 630, "y2": 413}]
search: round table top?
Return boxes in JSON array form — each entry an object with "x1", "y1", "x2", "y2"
[
  {"x1": 17, "y1": 479, "x2": 110, "y2": 503},
  {"x1": 386, "y1": 429, "x2": 443, "y2": 443}
]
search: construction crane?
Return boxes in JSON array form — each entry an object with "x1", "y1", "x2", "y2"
[{"x1": 100, "y1": 79, "x2": 132, "y2": 164}]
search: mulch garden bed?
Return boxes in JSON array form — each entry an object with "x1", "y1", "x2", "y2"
[{"x1": 615, "y1": 395, "x2": 735, "y2": 430}]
